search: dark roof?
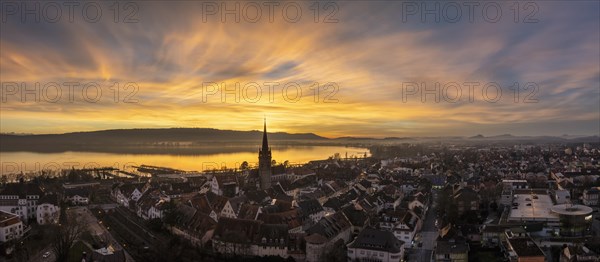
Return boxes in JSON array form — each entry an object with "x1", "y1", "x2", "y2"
[
  {"x1": 64, "y1": 188, "x2": 90, "y2": 197},
  {"x1": 453, "y1": 188, "x2": 480, "y2": 202},
  {"x1": 258, "y1": 209, "x2": 303, "y2": 229},
  {"x1": 348, "y1": 228, "x2": 403, "y2": 253},
  {"x1": 237, "y1": 204, "x2": 261, "y2": 220},
  {"x1": 39, "y1": 194, "x2": 59, "y2": 205},
  {"x1": 585, "y1": 187, "x2": 600, "y2": 193},
  {"x1": 213, "y1": 174, "x2": 238, "y2": 187},
  {"x1": 438, "y1": 224, "x2": 460, "y2": 241},
  {"x1": 269, "y1": 183, "x2": 287, "y2": 197},
  {"x1": 255, "y1": 224, "x2": 289, "y2": 247},
  {"x1": 263, "y1": 199, "x2": 293, "y2": 213},
  {"x1": 0, "y1": 211, "x2": 21, "y2": 227},
  {"x1": 188, "y1": 191, "x2": 229, "y2": 215},
  {"x1": 298, "y1": 199, "x2": 324, "y2": 215},
  {"x1": 245, "y1": 190, "x2": 270, "y2": 204},
  {"x1": 482, "y1": 224, "x2": 510, "y2": 233},
  {"x1": 228, "y1": 195, "x2": 247, "y2": 215},
  {"x1": 323, "y1": 197, "x2": 344, "y2": 211},
  {"x1": 164, "y1": 182, "x2": 197, "y2": 195},
  {"x1": 458, "y1": 224, "x2": 480, "y2": 236},
  {"x1": 341, "y1": 205, "x2": 369, "y2": 227},
  {"x1": 507, "y1": 237, "x2": 545, "y2": 257},
  {"x1": 272, "y1": 165, "x2": 286, "y2": 175},
  {"x1": 291, "y1": 167, "x2": 314, "y2": 176},
  {"x1": 436, "y1": 239, "x2": 469, "y2": 254},
  {"x1": 183, "y1": 212, "x2": 217, "y2": 235},
  {"x1": 0, "y1": 183, "x2": 44, "y2": 198},
  {"x1": 305, "y1": 211, "x2": 351, "y2": 243},
  {"x1": 115, "y1": 183, "x2": 144, "y2": 196},
  {"x1": 213, "y1": 217, "x2": 262, "y2": 244},
  {"x1": 175, "y1": 203, "x2": 197, "y2": 225},
  {"x1": 186, "y1": 176, "x2": 207, "y2": 185}
]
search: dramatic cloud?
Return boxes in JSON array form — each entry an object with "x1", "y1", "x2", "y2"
[{"x1": 1, "y1": 1, "x2": 598, "y2": 137}]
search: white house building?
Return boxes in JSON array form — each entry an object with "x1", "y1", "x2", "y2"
[
  {"x1": 112, "y1": 183, "x2": 145, "y2": 208},
  {"x1": 36, "y1": 194, "x2": 60, "y2": 225},
  {"x1": 347, "y1": 228, "x2": 405, "y2": 262},
  {"x1": 0, "y1": 211, "x2": 24, "y2": 243},
  {"x1": 0, "y1": 183, "x2": 44, "y2": 221},
  {"x1": 64, "y1": 188, "x2": 90, "y2": 205},
  {"x1": 210, "y1": 175, "x2": 239, "y2": 197}
]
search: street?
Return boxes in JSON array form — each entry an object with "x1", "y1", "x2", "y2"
[
  {"x1": 68, "y1": 207, "x2": 135, "y2": 262},
  {"x1": 28, "y1": 246, "x2": 55, "y2": 262},
  {"x1": 408, "y1": 190, "x2": 438, "y2": 262}
]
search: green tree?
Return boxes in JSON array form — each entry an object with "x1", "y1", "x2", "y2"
[
  {"x1": 52, "y1": 215, "x2": 86, "y2": 262},
  {"x1": 240, "y1": 161, "x2": 249, "y2": 170}
]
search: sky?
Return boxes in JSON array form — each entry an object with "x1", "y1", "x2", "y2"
[{"x1": 1, "y1": 1, "x2": 599, "y2": 138}]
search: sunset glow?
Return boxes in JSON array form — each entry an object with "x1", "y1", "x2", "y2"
[{"x1": 1, "y1": 1, "x2": 598, "y2": 137}]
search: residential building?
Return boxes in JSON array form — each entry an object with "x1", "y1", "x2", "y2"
[
  {"x1": 111, "y1": 183, "x2": 145, "y2": 207},
  {"x1": 582, "y1": 187, "x2": 599, "y2": 207},
  {"x1": 0, "y1": 211, "x2": 23, "y2": 243},
  {"x1": 347, "y1": 228, "x2": 405, "y2": 262},
  {"x1": 435, "y1": 224, "x2": 469, "y2": 262},
  {"x1": 64, "y1": 188, "x2": 90, "y2": 205},
  {"x1": 304, "y1": 211, "x2": 352, "y2": 262},
  {"x1": 0, "y1": 183, "x2": 44, "y2": 221},
  {"x1": 453, "y1": 188, "x2": 480, "y2": 216},
  {"x1": 435, "y1": 239, "x2": 469, "y2": 262},
  {"x1": 560, "y1": 244, "x2": 600, "y2": 262},
  {"x1": 297, "y1": 199, "x2": 325, "y2": 224},
  {"x1": 36, "y1": 194, "x2": 60, "y2": 225},
  {"x1": 502, "y1": 232, "x2": 545, "y2": 262},
  {"x1": 210, "y1": 174, "x2": 240, "y2": 197}
]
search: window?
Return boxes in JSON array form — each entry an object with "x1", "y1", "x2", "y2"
[{"x1": 360, "y1": 251, "x2": 365, "y2": 255}]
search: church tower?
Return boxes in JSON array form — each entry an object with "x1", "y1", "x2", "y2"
[{"x1": 259, "y1": 118, "x2": 272, "y2": 190}]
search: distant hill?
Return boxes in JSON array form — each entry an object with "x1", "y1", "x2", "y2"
[
  {"x1": 1, "y1": 128, "x2": 598, "y2": 153},
  {"x1": 0, "y1": 128, "x2": 328, "y2": 152}
]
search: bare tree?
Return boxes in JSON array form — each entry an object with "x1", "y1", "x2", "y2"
[{"x1": 52, "y1": 213, "x2": 87, "y2": 262}]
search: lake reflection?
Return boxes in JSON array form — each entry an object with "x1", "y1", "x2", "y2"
[{"x1": 0, "y1": 146, "x2": 369, "y2": 176}]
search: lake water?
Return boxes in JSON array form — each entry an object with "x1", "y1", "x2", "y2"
[{"x1": 0, "y1": 146, "x2": 369, "y2": 176}]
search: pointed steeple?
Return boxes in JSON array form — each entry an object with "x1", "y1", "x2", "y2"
[
  {"x1": 259, "y1": 117, "x2": 272, "y2": 190},
  {"x1": 262, "y1": 117, "x2": 269, "y2": 150}
]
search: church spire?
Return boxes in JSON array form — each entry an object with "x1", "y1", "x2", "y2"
[
  {"x1": 259, "y1": 117, "x2": 272, "y2": 190},
  {"x1": 262, "y1": 117, "x2": 269, "y2": 150}
]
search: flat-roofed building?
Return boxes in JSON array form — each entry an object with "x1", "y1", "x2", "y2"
[{"x1": 508, "y1": 190, "x2": 559, "y2": 223}]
